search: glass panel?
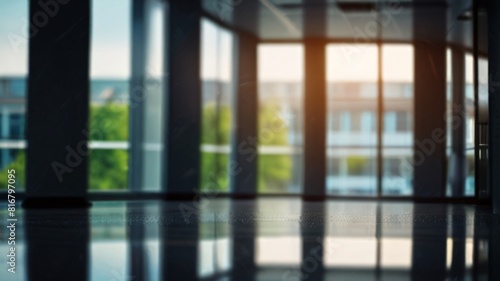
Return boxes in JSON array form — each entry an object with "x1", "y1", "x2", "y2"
[
  {"x1": 446, "y1": 49, "x2": 453, "y2": 196},
  {"x1": 200, "y1": 19, "x2": 235, "y2": 193},
  {"x1": 477, "y1": 56, "x2": 488, "y2": 198},
  {"x1": 326, "y1": 44, "x2": 378, "y2": 196},
  {"x1": 381, "y1": 44, "x2": 414, "y2": 195},
  {"x1": 0, "y1": 1, "x2": 28, "y2": 190},
  {"x1": 464, "y1": 53, "x2": 475, "y2": 196},
  {"x1": 257, "y1": 44, "x2": 304, "y2": 194},
  {"x1": 141, "y1": 0, "x2": 166, "y2": 191},
  {"x1": 89, "y1": 0, "x2": 131, "y2": 190}
]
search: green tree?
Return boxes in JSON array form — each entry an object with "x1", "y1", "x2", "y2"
[
  {"x1": 0, "y1": 151, "x2": 25, "y2": 190},
  {"x1": 257, "y1": 105, "x2": 291, "y2": 192},
  {"x1": 1, "y1": 102, "x2": 293, "y2": 192},
  {"x1": 200, "y1": 103, "x2": 232, "y2": 192},
  {"x1": 200, "y1": 102, "x2": 292, "y2": 193},
  {"x1": 88, "y1": 103, "x2": 129, "y2": 190}
]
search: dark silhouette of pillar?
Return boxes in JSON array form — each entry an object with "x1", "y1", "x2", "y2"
[
  {"x1": 163, "y1": 0, "x2": 202, "y2": 199},
  {"x1": 451, "y1": 48, "x2": 467, "y2": 197},
  {"x1": 489, "y1": 0, "x2": 500, "y2": 213},
  {"x1": 303, "y1": 0, "x2": 326, "y2": 200},
  {"x1": 411, "y1": 205, "x2": 447, "y2": 280},
  {"x1": 412, "y1": 0, "x2": 448, "y2": 198},
  {"x1": 24, "y1": 0, "x2": 91, "y2": 207},
  {"x1": 231, "y1": 3, "x2": 259, "y2": 197},
  {"x1": 25, "y1": 209, "x2": 89, "y2": 281}
]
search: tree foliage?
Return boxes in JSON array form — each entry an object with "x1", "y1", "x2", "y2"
[
  {"x1": 257, "y1": 105, "x2": 292, "y2": 192},
  {"x1": 88, "y1": 103, "x2": 128, "y2": 190},
  {"x1": 0, "y1": 151, "x2": 25, "y2": 189},
  {"x1": 1, "y1": 102, "x2": 292, "y2": 192},
  {"x1": 200, "y1": 102, "x2": 292, "y2": 193}
]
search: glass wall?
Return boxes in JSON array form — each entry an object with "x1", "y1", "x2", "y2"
[
  {"x1": 257, "y1": 44, "x2": 304, "y2": 193},
  {"x1": 200, "y1": 19, "x2": 235, "y2": 193},
  {"x1": 326, "y1": 44, "x2": 378, "y2": 196},
  {"x1": 464, "y1": 53, "x2": 475, "y2": 196},
  {"x1": 140, "y1": 0, "x2": 166, "y2": 191},
  {"x1": 446, "y1": 49, "x2": 453, "y2": 196},
  {"x1": 477, "y1": 56, "x2": 489, "y2": 198},
  {"x1": 0, "y1": 1, "x2": 28, "y2": 190},
  {"x1": 89, "y1": 0, "x2": 131, "y2": 190},
  {"x1": 381, "y1": 45, "x2": 414, "y2": 195}
]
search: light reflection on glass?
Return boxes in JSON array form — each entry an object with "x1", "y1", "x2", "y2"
[
  {"x1": 200, "y1": 18, "x2": 235, "y2": 193},
  {"x1": 256, "y1": 236, "x2": 302, "y2": 265},
  {"x1": 464, "y1": 53, "x2": 475, "y2": 196},
  {"x1": 324, "y1": 237, "x2": 377, "y2": 267},
  {"x1": 141, "y1": 0, "x2": 166, "y2": 191}
]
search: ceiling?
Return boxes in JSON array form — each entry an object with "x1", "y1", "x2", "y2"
[{"x1": 202, "y1": 0, "x2": 485, "y2": 52}]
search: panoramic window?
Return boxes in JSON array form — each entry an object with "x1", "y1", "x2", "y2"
[
  {"x1": 326, "y1": 44, "x2": 378, "y2": 196},
  {"x1": 200, "y1": 19, "x2": 235, "y2": 193},
  {"x1": 89, "y1": 0, "x2": 131, "y2": 190},
  {"x1": 257, "y1": 44, "x2": 304, "y2": 194},
  {"x1": 0, "y1": 1, "x2": 28, "y2": 190},
  {"x1": 381, "y1": 44, "x2": 414, "y2": 195}
]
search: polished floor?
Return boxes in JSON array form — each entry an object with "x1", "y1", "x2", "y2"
[{"x1": 1, "y1": 198, "x2": 499, "y2": 281}]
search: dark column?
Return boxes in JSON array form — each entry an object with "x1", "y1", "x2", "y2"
[
  {"x1": 412, "y1": 0, "x2": 447, "y2": 198},
  {"x1": 411, "y1": 204, "x2": 447, "y2": 281},
  {"x1": 127, "y1": 202, "x2": 146, "y2": 281},
  {"x1": 231, "y1": 33, "x2": 258, "y2": 198},
  {"x1": 231, "y1": 2, "x2": 259, "y2": 198},
  {"x1": 230, "y1": 201, "x2": 257, "y2": 281},
  {"x1": 25, "y1": 209, "x2": 89, "y2": 281},
  {"x1": 490, "y1": 215, "x2": 500, "y2": 280},
  {"x1": 303, "y1": 0, "x2": 326, "y2": 200},
  {"x1": 163, "y1": 0, "x2": 202, "y2": 198},
  {"x1": 489, "y1": 0, "x2": 500, "y2": 213},
  {"x1": 450, "y1": 205, "x2": 466, "y2": 280},
  {"x1": 451, "y1": 48, "x2": 466, "y2": 197},
  {"x1": 300, "y1": 202, "x2": 325, "y2": 281},
  {"x1": 160, "y1": 202, "x2": 199, "y2": 280},
  {"x1": 24, "y1": 0, "x2": 90, "y2": 207}
]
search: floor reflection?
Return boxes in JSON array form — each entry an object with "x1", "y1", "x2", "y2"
[{"x1": 0, "y1": 199, "x2": 498, "y2": 280}]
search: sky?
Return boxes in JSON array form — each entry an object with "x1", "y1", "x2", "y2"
[
  {"x1": 0, "y1": 1, "x2": 28, "y2": 76},
  {"x1": 90, "y1": 0, "x2": 131, "y2": 79},
  {"x1": 0, "y1": 0, "x2": 132, "y2": 79}
]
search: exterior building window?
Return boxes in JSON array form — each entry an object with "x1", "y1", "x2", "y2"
[
  {"x1": 361, "y1": 111, "x2": 376, "y2": 133},
  {"x1": 88, "y1": 0, "x2": 131, "y2": 190},
  {"x1": 257, "y1": 44, "x2": 304, "y2": 194},
  {"x1": 327, "y1": 44, "x2": 378, "y2": 196},
  {"x1": 200, "y1": 18, "x2": 235, "y2": 193},
  {"x1": 382, "y1": 45, "x2": 414, "y2": 195},
  {"x1": 9, "y1": 114, "x2": 24, "y2": 139}
]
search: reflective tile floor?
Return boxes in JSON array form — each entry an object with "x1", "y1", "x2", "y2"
[{"x1": 1, "y1": 199, "x2": 499, "y2": 281}]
